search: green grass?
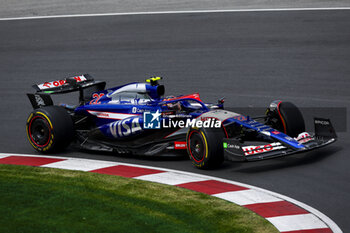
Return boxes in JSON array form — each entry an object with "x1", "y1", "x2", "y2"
[{"x1": 0, "y1": 164, "x2": 278, "y2": 233}]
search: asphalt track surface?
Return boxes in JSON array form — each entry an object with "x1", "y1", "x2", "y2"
[{"x1": 0, "y1": 10, "x2": 349, "y2": 231}]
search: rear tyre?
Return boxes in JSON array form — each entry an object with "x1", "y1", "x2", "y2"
[
  {"x1": 26, "y1": 106, "x2": 74, "y2": 153},
  {"x1": 186, "y1": 127, "x2": 225, "y2": 169},
  {"x1": 266, "y1": 101, "x2": 305, "y2": 137}
]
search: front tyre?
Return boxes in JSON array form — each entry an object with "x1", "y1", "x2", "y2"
[
  {"x1": 26, "y1": 106, "x2": 74, "y2": 153},
  {"x1": 186, "y1": 127, "x2": 225, "y2": 169},
  {"x1": 266, "y1": 101, "x2": 305, "y2": 137}
]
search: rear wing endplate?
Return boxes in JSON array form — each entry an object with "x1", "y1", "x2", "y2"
[{"x1": 27, "y1": 93, "x2": 54, "y2": 109}]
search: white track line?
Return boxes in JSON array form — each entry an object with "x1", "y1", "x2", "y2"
[
  {"x1": 0, "y1": 152, "x2": 342, "y2": 232},
  {"x1": 0, "y1": 7, "x2": 350, "y2": 21}
]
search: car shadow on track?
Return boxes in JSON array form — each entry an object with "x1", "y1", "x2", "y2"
[
  {"x1": 77, "y1": 148, "x2": 189, "y2": 162},
  {"x1": 25, "y1": 145, "x2": 342, "y2": 173},
  {"x1": 227, "y1": 146, "x2": 342, "y2": 173}
]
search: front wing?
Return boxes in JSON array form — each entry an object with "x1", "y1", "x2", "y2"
[
  {"x1": 223, "y1": 137, "x2": 336, "y2": 161},
  {"x1": 223, "y1": 118, "x2": 337, "y2": 161}
]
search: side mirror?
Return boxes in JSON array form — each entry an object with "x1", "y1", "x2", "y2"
[{"x1": 217, "y1": 97, "x2": 225, "y2": 109}]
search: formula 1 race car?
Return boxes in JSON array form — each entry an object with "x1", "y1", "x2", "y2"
[{"x1": 26, "y1": 75, "x2": 337, "y2": 169}]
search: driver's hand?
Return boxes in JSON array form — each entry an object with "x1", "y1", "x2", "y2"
[{"x1": 167, "y1": 102, "x2": 181, "y2": 111}]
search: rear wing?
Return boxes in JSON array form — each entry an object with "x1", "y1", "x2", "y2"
[{"x1": 27, "y1": 74, "x2": 106, "y2": 109}]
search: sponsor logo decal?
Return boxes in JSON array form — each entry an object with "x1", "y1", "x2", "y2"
[
  {"x1": 242, "y1": 142, "x2": 286, "y2": 156},
  {"x1": 295, "y1": 132, "x2": 314, "y2": 144},
  {"x1": 132, "y1": 107, "x2": 145, "y2": 113},
  {"x1": 315, "y1": 119, "x2": 330, "y2": 125},
  {"x1": 174, "y1": 141, "x2": 187, "y2": 149},
  {"x1": 96, "y1": 112, "x2": 109, "y2": 117},
  {"x1": 223, "y1": 142, "x2": 240, "y2": 149},
  {"x1": 34, "y1": 95, "x2": 45, "y2": 106},
  {"x1": 201, "y1": 116, "x2": 216, "y2": 121},
  {"x1": 38, "y1": 75, "x2": 87, "y2": 90},
  {"x1": 233, "y1": 115, "x2": 247, "y2": 121},
  {"x1": 109, "y1": 118, "x2": 142, "y2": 137}
]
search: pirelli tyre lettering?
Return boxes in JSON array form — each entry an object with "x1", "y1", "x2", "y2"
[
  {"x1": 26, "y1": 106, "x2": 74, "y2": 153},
  {"x1": 26, "y1": 112, "x2": 54, "y2": 152},
  {"x1": 186, "y1": 127, "x2": 226, "y2": 169}
]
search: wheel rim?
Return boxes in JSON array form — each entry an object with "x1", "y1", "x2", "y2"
[
  {"x1": 29, "y1": 116, "x2": 51, "y2": 147},
  {"x1": 188, "y1": 131, "x2": 205, "y2": 163}
]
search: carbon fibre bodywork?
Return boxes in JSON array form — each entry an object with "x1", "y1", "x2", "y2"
[{"x1": 27, "y1": 75, "x2": 337, "y2": 161}]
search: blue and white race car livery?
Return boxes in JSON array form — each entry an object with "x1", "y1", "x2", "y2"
[{"x1": 26, "y1": 75, "x2": 337, "y2": 169}]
